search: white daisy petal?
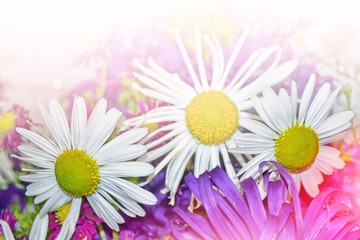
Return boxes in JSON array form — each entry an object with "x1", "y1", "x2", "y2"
[
  {"x1": 251, "y1": 96, "x2": 281, "y2": 133},
  {"x1": 312, "y1": 85, "x2": 342, "y2": 130},
  {"x1": 133, "y1": 72, "x2": 188, "y2": 106},
  {"x1": 16, "y1": 128, "x2": 61, "y2": 157},
  {"x1": 290, "y1": 81, "x2": 297, "y2": 126},
  {"x1": 33, "y1": 184, "x2": 62, "y2": 204},
  {"x1": 236, "y1": 150, "x2": 275, "y2": 177},
  {"x1": 0, "y1": 220, "x2": 15, "y2": 240},
  {"x1": 145, "y1": 125, "x2": 186, "y2": 149},
  {"x1": 318, "y1": 122, "x2": 352, "y2": 139},
  {"x1": 26, "y1": 177, "x2": 57, "y2": 196},
  {"x1": 70, "y1": 96, "x2": 87, "y2": 149},
  {"x1": 86, "y1": 108, "x2": 121, "y2": 156},
  {"x1": 298, "y1": 74, "x2": 315, "y2": 125},
  {"x1": 219, "y1": 29, "x2": 249, "y2": 89},
  {"x1": 319, "y1": 131, "x2": 349, "y2": 145},
  {"x1": 56, "y1": 198, "x2": 82, "y2": 240},
  {"x1": 20, "y1": 172, "x2": 53, "y2": 183},
  {"x1": 97, "y1": 145, "x2": 147, "y2": 165},
  {"x1": 147, "y1": 58, "x2": 197, "y2": 99},
  {"x1": 316, "y1": 146, "x2": 344, "y2": 169},
  {"x1": 194, "y1": 144, "x2": 205, "y2": 177},
  {"x1": 99, "y1": 162, "x2": 154, "y2": 177},
  {"x1": 106, "y1": 177, "x2": 157, "y2": 205},
  {"x1": 167, "y1": 141, "x2": 197, "y2": 205},
  {"x1": 239, "y1": 118, "x2": 278, "y2": 139},
  {"x1": 195, "y1": 24, "x2": 209, "y2": 91},
  {"x1": 13, "y1": 155, "x2": 54, "y2": 169},
  {"x1": 29, "y1": 214, "x2": 48, "y2": 240},
  {"x1": 230, "y1": 46, "x2": 280, "y2": 94},
  {"x1": 49, "y1": 99, "x2": 71, "y2": 150},
  {"x1": 205, "y1": 35, "x2": 222, "y2": 90},
  {"x1": 139, "y1": 134, "x2": 183, "y2": 163},
  {"x1": 219, "y1": 143, "x2": 238, "y2": 185},
  {"x1": 315, "y1": 111, "x2": 354, "y2": 135},
  {"x1": 279, "y1": 88, "x2": 292, "y2": 128},
  {"x1": 39, "y1": 191, "x2": 71, "y2": 217},
  {"x1": 96, "y1": 187, "x2": 136, "y2": 218},
  {"x1": 305, "y1": 83, "x2": 330, "y2": 127},
  {"x1": 95, "y1": 128, "x2": 148, "y2": 158},
  {"x1": 301, "y1": 170, "x2": 320, "y2": 197},
  {"x1": 38, "y1": 101, "x2": 68, "y2": 150},
  {"x1": 175, "y1": 29, "x2": 202, "y2": 93},
  {"x1": 17, "y1": 145, "x2": 56, "y2": 162},
  {"x1": 87, "y1": 192, "x2": 124, "y2": 231},
  {"x1": 100, "y1": 179, "x2": 147, "y2": 212}
]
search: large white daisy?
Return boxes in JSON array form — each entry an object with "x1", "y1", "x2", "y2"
[
  {"x1": 14, "y1": 97, "x2": 157, "y2": 239},
  {"x1": 126, "y1": 26, "x2": 297, "y2": 203},
  {"x1": 230, "y1": 74, "x2": 354, "y2": 197}
]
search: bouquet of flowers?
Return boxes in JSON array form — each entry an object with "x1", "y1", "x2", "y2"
[{"x1": 0, "y1": 6, "x2": 359, "y2": 239}]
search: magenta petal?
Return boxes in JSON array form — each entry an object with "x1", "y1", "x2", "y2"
[
  {"x1": 209, "y1": 167, "x2": 260, "y2": 237},
  {"x1": 199, "y1": 171, "x2": 233, "y2": 239},
  {"x1": 267, "y1": 180, "x2": 286, "y2": 215},
  {"x1": 259, "y1": 214, "x2": 279, "y2": 240},
  {"x1": 172, "y1": 207, "x2": 217, "y2": 239},
  {"x1": 316, "y1": 216, "x2": 359, "y2": 239},
  {"x1": 241, "y1": 177, "x2": 267, "y2": 228}
]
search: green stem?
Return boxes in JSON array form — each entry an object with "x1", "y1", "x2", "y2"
[
  {"x1": 112, "y1": 230, "x2": 119, "y2": 240},
  {"x1": 97, "y1": 224, "x2": 107, "y2": 240}
]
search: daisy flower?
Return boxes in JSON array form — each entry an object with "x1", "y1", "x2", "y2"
[
  {"x1": 231, "y1": 74, "x2": 354, "y2": 197},
  {"x1": 127, "y1": 26, "x2": 297, "y2": 203},
  {"x1": 14, "y1": 97, "x2": 157, "y2": 239}
]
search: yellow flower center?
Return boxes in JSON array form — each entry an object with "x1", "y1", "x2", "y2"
[
  {"x1": 55, "y1": 149, "x2": 100, "y2": 197},
  {"x1": 0, "y1": 112, "x2": 15, "y2": 132},
  {"x1": 185, "y1": 91, "x2": 239, "y2": 145},
  {"x1": 55, "y1": 201, "x2": 72, "y2": 224},
  {"x1": 275, "y1": 124, "x2": 319, "y2": 172},
  {"x1": 0, "y1": 235, "x2": 4, "y2": 240}
]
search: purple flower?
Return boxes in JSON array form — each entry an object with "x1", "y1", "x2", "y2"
[
  {"x1": 171, "y1": 162, "x2": 360, "y2": 239},
  {"x1": 1, "y1": 105, "x2": 31, "y2": 155},
  {"x1": 48, "y1": 200, "x2": 102, "y2": 240},
  {"x1": 119, "y1": 171, "x2": 191, "y2": 240}
]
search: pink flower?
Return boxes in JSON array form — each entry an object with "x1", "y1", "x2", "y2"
[{"x1": 48, "y1": 201, "x2": 102, "y2": 240}]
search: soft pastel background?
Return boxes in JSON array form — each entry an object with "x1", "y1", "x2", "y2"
[{"x1": 1, "y1": 0, "x2": 360, "y2": 122}]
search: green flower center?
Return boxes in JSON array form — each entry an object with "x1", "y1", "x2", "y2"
[
  {"x1": 185, "y1": 91, "x2": 239, "y2": 145},
  {"x1": 55, "y1": 149, "x2": 100, "y2": 197},
  {"x1": 275, "y1": 124, "x2": 319, "y2": 172}
]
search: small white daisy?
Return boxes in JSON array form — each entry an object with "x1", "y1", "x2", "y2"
[
  {"x1": 14, "y1": 97, "x2": 157, "y2": 239},
  {"x1": 230, "y1": 74, "x2": 354, "y2": 197},
  {"x1": 127, "y1": 26, "x2": 297, "y2": 203}
]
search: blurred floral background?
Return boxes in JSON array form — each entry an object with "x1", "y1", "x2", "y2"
[{"x1": 1, "y1": 0, "x2": 360, "y2": 239}]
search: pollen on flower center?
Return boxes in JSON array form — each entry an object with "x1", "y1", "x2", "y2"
[
  {"x1": 55, "y1": 201, "x2": 72, "y2": 224},
  {"x1": 55, "y1": 149, "x2": 100, "y2": 197},
  {"x1": 185, "y1": 91, "x2": 239, "y2": 145},
  {"x1": 275, "y1": 124, "x2": 319, "y2": 172}
]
